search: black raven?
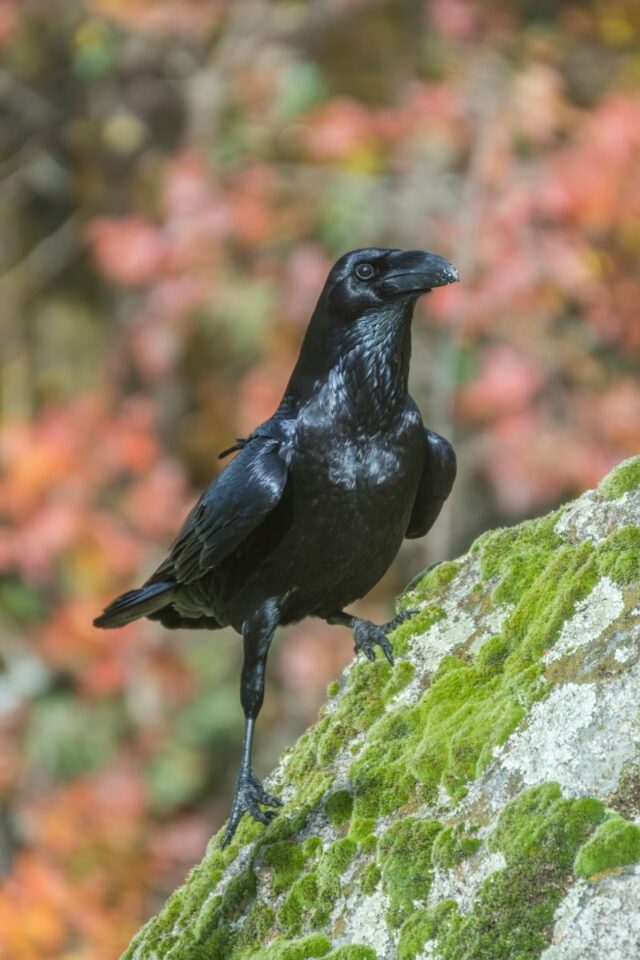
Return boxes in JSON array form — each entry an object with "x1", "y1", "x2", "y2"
[{"x1": 95, "y1": 248, "x2": 458, "y2": 844}]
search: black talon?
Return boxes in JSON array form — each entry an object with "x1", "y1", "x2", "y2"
[
  {"x1": 328, "y1": 606, "x2": 417, "y2": 671},
  {"x1": 248, "y1": 770, "x2": 283, "y2": 808},
  {"x1": 380, "y1": 638, "x2": 395, "y2": 666},
  {"x1": 222, "y1": 765, "x2": 282, "y2": 846},
  {"x1": 349, "y1": 616, "x2": 399, "y2": 665},
  {"x1": 252, "y1": 808, "x2": 272, "y2": 825},
  {"x1": 260, "y1": 790, "x2": 284, "y2": 808}
]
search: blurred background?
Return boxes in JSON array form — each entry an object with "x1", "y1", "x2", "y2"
[{"x1": 0, "y1": 0, "x2": 639, "y2": 955}]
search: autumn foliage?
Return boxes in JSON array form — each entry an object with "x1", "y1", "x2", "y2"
[{"x1": 0, "y1": 0, "x2": 639, "y2": 956}]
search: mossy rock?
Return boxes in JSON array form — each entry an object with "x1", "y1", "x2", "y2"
[{"x1": 123, "y1": 458, "x2": 640, "y2": 960}]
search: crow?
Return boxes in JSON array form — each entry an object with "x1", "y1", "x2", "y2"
[{"x1": 95, "y1": 248, "x2": 458, "y2": 844}]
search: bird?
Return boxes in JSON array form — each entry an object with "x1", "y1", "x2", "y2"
[{"x1": 94, "y1": 247, "x2": 458, "y2": 845}]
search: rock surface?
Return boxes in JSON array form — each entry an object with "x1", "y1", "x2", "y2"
[{"x1": 123, "y1": 457, "x2": 640, "y2": 960}]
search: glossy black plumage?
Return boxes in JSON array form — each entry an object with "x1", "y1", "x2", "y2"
[{"x1": 95, "y1": 247, "x2": 458, "y2": 843}]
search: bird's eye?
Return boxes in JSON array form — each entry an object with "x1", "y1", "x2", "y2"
[{"x1": 354, "y1": 262, "x2": 374, "y2": 281}]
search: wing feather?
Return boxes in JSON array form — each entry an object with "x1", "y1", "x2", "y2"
[
  {"x1": 153, "y1": 439, "x2": 288, "y2": 584},
  {"x1": 406, "y1": 429, "x2": 456, "y2": 539}
]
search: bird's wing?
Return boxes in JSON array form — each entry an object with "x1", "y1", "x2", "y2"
[
  {"x1": 154, "y1": 438, "x2": 289, "y2": 584},
  {"x1": 406, "y1": 429, "x2": 457, "y2": 539}
]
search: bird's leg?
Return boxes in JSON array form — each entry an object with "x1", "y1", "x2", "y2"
[
  {"x1": 325, "y1": 609, "x2": 417, "y2": 666},
  {"x1": 223, "y1": 614, "x2": 282, "y2": 846}
]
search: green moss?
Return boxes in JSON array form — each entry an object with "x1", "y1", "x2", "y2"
[
  {"x1": 288, "y1": 656, "x2": 393, "y2": 785},
  {"x1": 382, "y1": 659, "x2": 415, "y2": 700},
  {"x1": 312, "y1": 838, "x2": 358, "y2": 927},
  {"x1": 398, "y1": 913, "x2": 435, "y2": 960},
  {"x1": 387, "y1": 604, "x2": 446, "y2": 655},
  {"x1": 402, "y1": 561, "x2": 461, "y2": 601},
  {"x1": 296, "y1": 872, "x2": 319, "y2": 906},
  {"x1": 397, "y1": 902, "x2": 456, "y2": 960},
  {"x1": 186, "y1": 866, "x2": 258, "y2": 950},
  {"x1": 608, "y1": 763, "x2": 640, "y2": 819},
  {"x1": 357, "y1": 833, "x2": 377, "y2": 854},
  {"x1": 359, "y1": 862, "x2": 381, "y2": 894},
  {"x1": 277, "y1": 873, "x2": 318, "y2": 935},
  {"x1": 277, "y1": 835, "x2": 358, "y2": 936},
  {"x1": 349, "y1": 817, "x2": 376, "y2": 842},
  {"x1": 221, "y1": 868, "x2": 256, "y2": 920},
  {"x1": 302, "y1": 836, "x2": 323, "y2": 859},
  {"x1": 478, "y1": 517, "x2": 617, "y2": 677},
  {"x1": 574, "y1": 815, "x2": 640, "y2": 877},
  {"x1": 251, "y1": 934, "x2": 332, "y2": 960},
  {"x1": 503, "y1": 540, "x2": 598, "y2": 665},
  {"x1": 349, "y1": 513, "x2": 619, "y2": 822},
  {"x1": 324, "y1": 790, "x2": 353, "y2": 827},
  {"x1": 317, "y1": 731, "x2": 344, "y2": 766},
  {"x1": 259, "y1": 784, "x2": 330, "y2": 850},
  {"x1": 349, "y1": 716, "x2": 419, "y2": 818},
  {"x1": 178, "y1": 935, "x2": 232, "y2": 959},
  {"x1": 326, "y1": 947, "x2": 377, "y2": 960},
  {"x1": 272, "y1": 831, "x2": 359, "y2": 937},
  {"x1": 475, "y1": 635, "x2": 510, "y2": 673},
  {"x1": 431, "y1": 823, "x2": 481, "y2": 870},
  {"x1": 378, "y1": 817, "x2": 442, "y2": 927},
  {"x1": 428, "y1": 784, "x2": 606, "y2": 960},
  {"x1": 236, "y1": 903, "x2": 276, "y2": 950},
  {"x1": 491, "y1": 533, "x2": 607, "y2": 677},
  {"x1": 479, "y1": 513, "x2": 561, "y2": 605},
  {"x1": 490, "y1": 783, "x2": 605, "y2": 867},
  {"x1": 321, "y1": 838, "x2": 357, "y2": 877},
  {"x1": 435, "y1": 860, "x2": 558, "y2": 959},
  {"x1": 599, "y1": 457, "x2": 640, "y2": 500},
  {"x1": 351, "y1": 643, "x2": 537, "y2": 818},
  {"x1": 263, "y1": 841, "x2": 309, "y2": 894},
  {"x1": 594, "y1": 526, "x2": 640, "y2": 585},
  {"x1": 408, "y1": 654, "x2": 531, "y2": 802},
  {"x1": 326, "y1": 680, "x2": 340, "y2": 698},
  {"x1": 126, "y1": 841, "x2": 226, "y2": 941}
]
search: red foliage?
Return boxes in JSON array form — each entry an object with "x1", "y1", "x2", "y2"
[
  {"x1": 0, "y1": 772, "x2": 148, "y2": 960},
  {"x1": 87, "y1": 218, "x2": 167, "y2": 288}
]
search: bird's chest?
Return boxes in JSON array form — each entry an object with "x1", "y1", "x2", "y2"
[
  {"x1": 275, "y1": 398, "x2": 422, "y2": 617},
  {"x1": 304, "y1": 431, "x2": 410, "y2": 500},
  {"x1": 292, "y1": 395, "x2": 422, "y2": 520}
]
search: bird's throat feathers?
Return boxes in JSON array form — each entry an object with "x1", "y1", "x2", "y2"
[{"x1": 284, "y1": 299, "x2": 415, "y2": 415}]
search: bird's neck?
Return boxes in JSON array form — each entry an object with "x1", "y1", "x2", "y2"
[
  {"x1": 282, "y1": 303, "x2": 414, "y2": 419},
  {"x1": 332, "y1": 327, "x2": 412, "y2": 419},
  {"x1": 280, "y1": 314, "x2": 411, "y2": 423}
]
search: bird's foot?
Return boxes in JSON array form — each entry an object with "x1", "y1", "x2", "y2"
[
  {"x1": 383, "y1": 609, "x2": 418, "y2": 632},
  {"x1": 353, "y1": 610, "x2": 417, "y2": 666},
  {"x1": 223, "y1": 767, "x2": 283, "y2": 846}
]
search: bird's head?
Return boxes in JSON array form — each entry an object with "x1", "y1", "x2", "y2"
[
  {"x1": 321, "y1": 247, "x2": 458, "y2": 323},
  {"x1": 307, "y1": 247, "x2": 459, "y2": 359},
  {"x1": 284, "y1": 246, "x2": 459, "y2": 404}
]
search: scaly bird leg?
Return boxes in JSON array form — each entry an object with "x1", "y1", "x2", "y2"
[
  {"x1": 325, "y1": 609, "x2": 417, "y2": 666},
  {"x1": 223, "y1": 615, "x2": 282, "y2": 846}
]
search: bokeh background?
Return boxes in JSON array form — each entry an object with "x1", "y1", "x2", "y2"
[{"x1": 0, "y1": 0, "x2": 639, "y2": 955}]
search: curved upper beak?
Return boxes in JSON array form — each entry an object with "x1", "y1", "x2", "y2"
[{"x1": 381, "y1": 249, "x2": 459, "y2": 296}]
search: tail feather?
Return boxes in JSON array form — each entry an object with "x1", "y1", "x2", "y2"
[{"x1": 94, "y1": 581, "x2": 176, "y2": 629}]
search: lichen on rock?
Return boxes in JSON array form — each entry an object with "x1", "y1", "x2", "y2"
[{"x1": 122, "y1": 457, "x2": 640, "y2": 960}]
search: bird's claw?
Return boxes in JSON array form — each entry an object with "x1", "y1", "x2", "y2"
[
  {"x1": 222, "y1": 768, "x2": 282, "y2": 846},
  {"x1": 353, "y1": 621, "x2": 394, "y2": 665},
  {"x1": 353, "y1": 609, "x2": 418, "y2": 666}
]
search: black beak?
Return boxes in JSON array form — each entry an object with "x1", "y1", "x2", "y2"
[{"x1": 381, "y1": 250, "x2": 459, "y2": 296}]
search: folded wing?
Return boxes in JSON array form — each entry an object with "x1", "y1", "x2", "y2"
[
  {"x1": 406, "y1": 429, "x2": 456, "y2": 540},
  {"x1": 152, "y1": 438, "x2": 289, "y2": 585}
]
